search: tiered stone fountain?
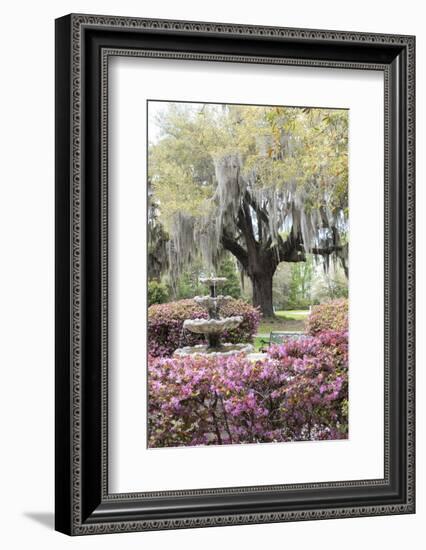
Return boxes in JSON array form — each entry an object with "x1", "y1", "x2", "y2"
[{"x1": 174, "y1": 276, "x2": 254, "y2": 357}]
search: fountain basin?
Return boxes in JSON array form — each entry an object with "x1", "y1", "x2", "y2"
[
  {"x1": 183, "y1": 316, "x2": 243, "y2": 335},
  {"x1": 173, "y1": 342, "x2": 254, "y2": 358}
]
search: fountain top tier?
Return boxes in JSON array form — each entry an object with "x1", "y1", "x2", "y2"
[
  {"x1": 183, "y1": 275, "x2": 241, "y2": 336},
  {"x1": 199, "y1": 276, "x2": 227, "y2": 286},
  {"x1": 193, "y1": 295, "x2": 231, "y2": 308}
]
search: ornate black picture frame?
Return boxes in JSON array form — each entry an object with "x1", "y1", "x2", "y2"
[{"x1": 55, "y1": 13, "x2": 415, "y2": 535}]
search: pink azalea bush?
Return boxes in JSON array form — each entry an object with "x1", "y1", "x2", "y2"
[
  {"x1": 148, "y1": 330, "x2": 348, "y2": 447},
  {"x1": 148, "y1": 298, "x2": 261, "y2": 357},
  {"x1": 305, "y1": 298, "x2": 348, "y2": 335}
]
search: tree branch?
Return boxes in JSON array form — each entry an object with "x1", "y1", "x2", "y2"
[
  {"x1": 277, "y1": 231, "x2": 305, "y2": 263},
  {"x1": 237, "y1": 205, "x2": 258, "y2": 254},
  {"x1": 220, "y1": 232, "x2": 249, "y2": 270},
  {"x1": 256, "y1": 207, "x2": 263, "y2": 244},
  {"x1": 244, "y1": 191, "x2": 269, "y2": 227},
  {"x1": 241, "y1": 201, "x2": 257, "y2": 244}
]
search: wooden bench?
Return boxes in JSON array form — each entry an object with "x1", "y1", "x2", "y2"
[
  {"x1": 269, "y1": 331, "x2": 305, "y2": 345},
  {"x1": 258, "y1": 331, "x2": 305, "y2": 352}
]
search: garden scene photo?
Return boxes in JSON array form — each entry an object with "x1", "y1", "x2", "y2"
[{"x1": 147, "y1": 100, "x2": 349, "y2": 449}]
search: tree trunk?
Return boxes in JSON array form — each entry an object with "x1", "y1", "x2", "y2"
[
  {"x1": 221, "y1": 229, "x2": 277, "y2": 318},
  {"x1": 251, "y1": 271, "x2": 275, "y2": 318}
]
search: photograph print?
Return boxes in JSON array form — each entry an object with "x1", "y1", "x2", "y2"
[{"x1": 147, "y1": 100, "x2": 349, "y2": 449}]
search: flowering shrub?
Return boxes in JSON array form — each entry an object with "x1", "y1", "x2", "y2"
[
  {"x1": 148, "y1": 330, "x2": 348, "y2": 447},
  {"x1": 305, "y1": 298, "x2": 348, "y2": 335},
  {"x1": 148, "y1": 298, "x2": 261, "y2": 357}
]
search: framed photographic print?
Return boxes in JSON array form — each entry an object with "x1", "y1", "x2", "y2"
[{"x1": 55, "y1": 14, "x2": 415, "y2": 535}]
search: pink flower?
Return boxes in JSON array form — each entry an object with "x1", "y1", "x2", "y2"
[{"x1": 148, "y1": 330, "x2": 348, "y2": 448}]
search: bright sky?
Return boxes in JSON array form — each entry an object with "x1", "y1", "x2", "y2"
[
  {"x1": 148, "y1": 100, "x2": 228, "y2": 145},
  {"x1": 147, "y1": 101, "x2": 167, "y2": 144},
  {"x1": 148, "y1": 100, "x2": 203, "y2": 145}
]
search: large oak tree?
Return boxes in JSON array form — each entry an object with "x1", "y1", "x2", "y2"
[{"x1": 148, "y1": 103, "x2": 348, "y2": 317}]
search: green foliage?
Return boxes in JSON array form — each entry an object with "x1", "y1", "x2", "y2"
[
  {"x1": 271, "y1": 263, "x2": 291, "y2": 310},
  {"x1": 273, "y1": 257, "x2": 348, "y2": 310},
  {"x1": 216, "y1": 256, "x2": 241, "y2": 298},
  {"x1": 174, "y1": 272, "x2": 204, "y2": 300},
  {"x1": 263, "y1": 107, "x2": 349, "y2": 211},
  {"x1": 168, "y1": 256, "x2": 241, "y2": 300},
  {"x1": 287, "y1": 256, "x2": 314, "y2": 309},
  {"x1": 147, "y1": 180, "x2": 169, "y2": 279},
  {"x1": 171, "y1": 259, "x2": 205, "y2": 300},
  {"x1": 147, "y1": 280, "x2": 169, "y2": 305},
  {"x1": 310, "y1": 262, "x2": 348, "y2": 303},
  {"x1": 273, "y1": 258, "x2": 313, "y2": 310}
]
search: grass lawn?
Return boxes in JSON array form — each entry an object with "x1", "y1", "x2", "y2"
[
  {"x1": 275, "y1": 309, "x2": 310, "y2": 320},
  {"x1": 256, "y1": 309, "x2": 309, "y2": 336}
]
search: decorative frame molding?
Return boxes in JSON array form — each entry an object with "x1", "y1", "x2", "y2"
[{"x1": 55, "y1": 14, "x2": 415, "y2": 535}]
